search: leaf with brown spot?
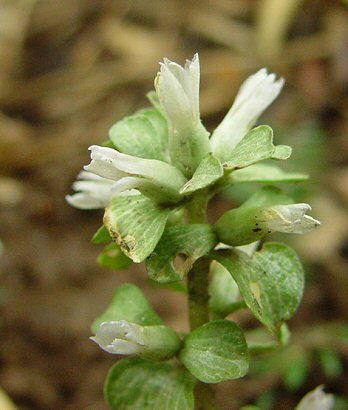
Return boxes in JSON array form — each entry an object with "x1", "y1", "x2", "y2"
[{"x1": 104, "y1": 194, "x2": 170, "y2": 263}]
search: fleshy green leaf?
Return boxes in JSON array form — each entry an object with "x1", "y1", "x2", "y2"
[
  {"x1": 109, "y1": 109, "x2": 169, "y2": 162},
  {"x1": 229, "y1": 164, "x2": 308, "y2": 184},
  {"x1": 224, "y1": 126, "x2": 292, "y2": 170},
  {"x1": 91, "y1": 283, "x2": 163, "y2": 333},
  {"x1": 180, "y1": 320, "x2": 250, "y2": 383},
  {"x1": 209, "y1": 261, "x2": 241, "y2": 317},
  {"x1": 104, "y1": 194, "x2": 170, "y2": 262},
  {"x1": 180, "y1": 153, "x2": 223, "y2": 194},
  {"x1": 146, "y1": 224, "x2": 218, "y2": 283},
  {"x1": 97, "y1": 242, "x2": 132, "y2": 270},
  {"x1": 104, "y1": 358, "x2": 196, "y2": 410},
  {"x1": 91, "y1": 225, "x2": 112, "y2": 244},
  {"x1": 213, "y1": 243, "x2": 304, "y2": 334}
]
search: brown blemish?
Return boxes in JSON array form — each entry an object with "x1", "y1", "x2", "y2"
[
  {"x1": 250, "y1": 282, "x2": 262, "y2": 307},
  {"x1": 103, "y1": 209, "x2": 137, "y2": 260}
]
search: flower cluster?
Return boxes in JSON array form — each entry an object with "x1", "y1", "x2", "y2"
[
  {"x1": 67, "y1": 54, "x2": 319, "y2": 261},
  {"x1": 69, "y1": 55, "x2": 324, "y2": 404}
]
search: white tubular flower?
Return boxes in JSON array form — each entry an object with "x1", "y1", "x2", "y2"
[
  {"x1": 65, "y1": 171, "x2": 116, "y2": 210},
  {"x1": 155, "y1": 54, "x2": 211, "y2": 177},
  {"x1": 91, "y1": 320, "x2": 145, "y2": 355},
  {"x1": 85, "y1": 145, "x2": 187, "y2": 201},
  {"x1": 295, "y1": 386, "x2": 334, "y2": 410},
  {"x1": 66, "y1": 144, "x2": 187, "y2": 209},
  {"x1": 211, "y1": 68, "x2": 284, "y2": 162},
  {"x1": 265, "y1": 204, "x2": 320, "y2": 234},
  {"x1": 91, "y1": 320, "x2": 181, "y2": 359},
  {"x1": 155, "y1": 54, "x2": 200, "y2": 134}
]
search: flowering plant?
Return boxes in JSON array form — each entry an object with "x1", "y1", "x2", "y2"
[{"x1": 67, "y1": 54, "x2": 321, "y2": 409}]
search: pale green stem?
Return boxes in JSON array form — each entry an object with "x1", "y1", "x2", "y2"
[
  {"x1": 186, "y1": 193, "x2": 219, "y2": 410},
  {"x1": 187, "y1": 258, "x2": 211, "y2": 330}
]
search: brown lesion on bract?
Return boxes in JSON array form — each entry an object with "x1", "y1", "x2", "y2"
[
  {"x1": 250, "y1": 282, "x2": 262, "y2": 309},
  {"x1": 103, "y1": 209, "x2": 137, "y2": 260}
]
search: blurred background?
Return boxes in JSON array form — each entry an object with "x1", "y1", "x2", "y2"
[{"x1": 0, "y1": 0, "x2": 347, "y2": 409}]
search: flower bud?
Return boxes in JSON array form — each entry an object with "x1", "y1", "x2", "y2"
[
  {"x1": 215, "y1": 203, "x2": 320, "y2": 246},
  {"x1": 155, "y1": 54, "x2": 211, "y2": 177},
  {"x1": 295, "y1": 386, "x2": 333, "y2": 410},
  {"x1": 91, "y1": 320, "x2": 181, "y2": 360},
  {"x1": 211, "y1": 68, "x2": 284, "y2": 163}
]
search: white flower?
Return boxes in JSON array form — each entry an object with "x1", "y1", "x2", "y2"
[
  {"x1": 67, "y1": 144, "x2": 188, "y2": 209},
  {"x1": 65, "y1": 171, "x2": 117, "y2": 210},
  {"x1": 155, "y1": 54, "x2": 211, "y2": 176},
  {"x1": 295, "y1": 386, "x2": 334, "y2": 410},
  {"x1": 155, "y1": 54, "x2": 200, "y2": 134},
  {"x1": 90, "y1": 320, "x2": 145, "y2": 355},
  {"x1": 211, "y1": 68, "x2": 284, "y2": 162},
  {"x1": 91, "y1": 320, "x2": 181, "y2": 359},
  {"x1": 85, "y1": 145, "x2": 187, "y2": 193},
  {"x1": 265, "y1": 204, "x2": 320, "y2": 234}
]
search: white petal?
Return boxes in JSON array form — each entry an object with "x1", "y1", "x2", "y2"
[
  {"x1": 295, "y1": 386, "x2": 334, "y2": 410},
  {"x1": 77, "y1": 170, "x2": 107, "y2": 181},
  {"x1": 266, "y1": 204, "x2": 320, "y2": 234},
  {"x1": 117, "y1": 320, "x2": 145, "y2": 345},
  {"x1": 91, "y1": 337, "x2": 141, "y2": 355},
  {"x1": 156, "y1": 64, "x2": 193, "y2": 131},
  {"x1": 66, "y1": 170, "x2": 116, "y2": 209},
  {"x1": 90, "y1": 320, "x2": 145, "y2": 355},
  {"x1": 72, "y1": 180, "x2": 113, "y2": 193},
  {"x1": 91, "y1": 321, "x2": 126, "y2": 345},
  {"x1": 111, "y1": 177, "x2": 144, "y2": 194},
  {"x1": 211, "y1": 68, "x2": 284, "y2": 162},
  {"x1": 156, "y1": 54, "x2": 200, "y2": 133},
  {"x1": 185, "y1": 53, "x2": 200, "y2": 117},
  {"x1": 272, "y1": 204, "x2": 312, "y2": 221},
  {"x1": 287, "y1": 215, "x2": 321, "y2": 234},
  {"x1": 84, "y1": 158, "x2": 126, "y2": 181},
  {"x1": 237, "y1": 241, "x2": 260, "y2": 256},
  {"x1": 66, "y1": 193, "x2": 109, "y2": 210},
  {"x1": 87, "y1": 145, "x2": 187, "y2": 191}
]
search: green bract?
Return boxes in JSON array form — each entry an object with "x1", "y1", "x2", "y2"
[
  {"x1": 180, "y1": 152, "x2": 223, "y2": 194},
  {"x1": 104, "y1": 194, "x2": 171, "y2": 262},
  {"x1": 213, "y1": 243, "x2": 305, "y2": 334},
  {"x1": 91, "y1": 284, "x2": 181, "y2": 359},
  {"x1": 180, "y1": 320, "x2": 250, "y2": 383},
  {"x1": 208, "y1": 261, "x2": 240, "y2": 317},
  {"x1": 109, "y1": 108, "x2": 170, "y2": 162},
  {"x1": 223, "y1": 125, "x2": 291, "y2": 170},
  {"x1": 146, "y1": 224, "x2": 218, "y2": 283},
  {"x1": 215, "y1": 187, "x2": 319, "y2": 246},
  {"x1": 97, "y1": 243, "x2": 133, "y2": 270},
  {"x1": 91, "y1": 284, "x2": 163, "y2": 333},
  {"x1": 229, "y1": 163, "x2": 308, "y2": 184},
  {"x1": 105, "y1": 359, "x2": 196, "y2": 410}
]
